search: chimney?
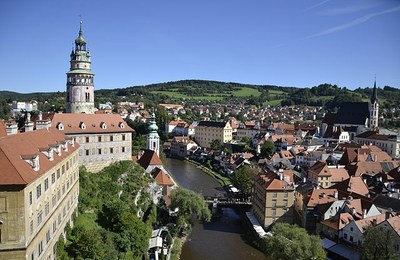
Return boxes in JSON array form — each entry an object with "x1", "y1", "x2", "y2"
[
  {"x1": 386, "y1": 208, "x2": 393, "y2": 220},
  {"x1": 334, "y1": 190, "x2": 338, "y2": 199},
  {"x1": 5, "y1": 121, "x2": 18, "y2": 135},
  {"x1": 350, "y1": 207, "x2": 356, "y2": 216},
  {"x1": 363, "y1": 209, "x2": 367, "y2": 219},
  {"x1": 303, "y1": 177, "x2": 307, "y2": 183}
]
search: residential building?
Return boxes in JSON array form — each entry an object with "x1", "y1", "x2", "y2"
[
  {"x1": 195, "y1": 121, "x2": 232, "y2": 148},
  {"x1": 0, "y1": 128, "x2": 79, "y2": 259},
  {"x1": 170, "y1": 136, "x2": 198, "y2": 158},
  {"x1": 376, "y1": 215, "x2": 400, "y2": 256},
  {"x1": 252, "y1": 170, "x2": 295, "y2": 229},
  {"x1": 355, "y1": 131, "x2": 400, "y2": 158},
  {"x1": 51, "y1": 113, "x2": 133, "y2": 172}
]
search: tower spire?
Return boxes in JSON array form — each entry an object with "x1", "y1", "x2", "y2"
[{"x1": 371, "y1": 76, "x2": 378, "y2": 104}]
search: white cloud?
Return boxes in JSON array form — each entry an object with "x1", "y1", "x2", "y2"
[{"x1": 305, "y1": 5, "x2": 400, "y2": 39}]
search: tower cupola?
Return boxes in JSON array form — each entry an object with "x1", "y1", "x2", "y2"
[{"x1": 65, "y1": 20, "x2": 95, "y2": 114}]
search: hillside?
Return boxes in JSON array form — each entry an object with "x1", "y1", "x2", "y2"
[{"x1": 1, "y1": 80, "x2": 399, "y2": 111}]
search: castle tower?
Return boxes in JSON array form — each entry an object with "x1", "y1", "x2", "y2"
[
  {"x1": 66, "y1": 21, "x2": 95, "y2": 114},
  {"x1": 369, "y1": 79, "x2": 379, "y2": 129},
  {"x1": 146, "y1": 111, "x2": 160, "y2": 156}
]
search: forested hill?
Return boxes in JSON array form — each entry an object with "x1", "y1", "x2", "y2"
[{"x1": 1, "y1": 80, "x2": 399, "y2": 111}]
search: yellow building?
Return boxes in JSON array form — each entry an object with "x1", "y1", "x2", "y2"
[
  {"x1": 252, "y1": 170, "x2": 295, "y2": 229},
  {"x1": 194, "y1": 121, "x2": 232, "y2": 148},
  {"x1": 0, "y1": 128, "x2": 79, "y2": 260}
]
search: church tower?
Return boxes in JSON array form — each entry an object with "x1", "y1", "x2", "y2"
[
  {"x1": 369, "y1": 79, "x2": 379, "y2": 130},
  {"x1": 66, "y1": 21, "x2": 95, "y2": 114},
  {"x1": 146, "y1": 112, "x2": 160, "y2": 156}
]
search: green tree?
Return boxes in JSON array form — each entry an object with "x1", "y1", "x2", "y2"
[
  {"x1": 68, "y1": 226, "x2": 106, "y2": 259},
  {"x1": 210, "y1": 139, "x2": 221, "y2": 150},
  {"x1": 264, "y1": 223, "x2": 326, "y2": 260},
  {"x1": 361, "y1": 225, "x2": 399, "y2": 260},
  {"x1": 232, "y1": 165, "x2": 258, "y2": 194},
  {"x1": 260, "y1": 140, "x2": 275, "y2": 158},
  {"x1": 170, "y1": 187, "x2": 211, "y2": 228}
]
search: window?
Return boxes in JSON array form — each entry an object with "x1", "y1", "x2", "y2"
[
  {"x1": 344, "y1": 233, "x2": 347, "y2": 239},
  {"x1": 350, "y1": 236, "x2": 353, "y2": 242},
  {"x1": 36, "y1": 185, "x2": 41, "y2": 199},
  {"x1": 62, "y1": 185, "x2": 65, "y2": 195},
  {"x1": 53, "y1": 221, "x2": 57, "y2": 233},
  {"x1": 62, "y1": 165, "x2": 65, "y2": 175},
  {"x1": 38, "y1": 241, "x2": 43, "y2": 255},
  {"x1": 122, "y1": 134, "x2": 126, "y2": 141},
  {"x1": 110, "y1": 135, "x2": 114, "y2": 142},
  {"x1": 122, "y1": 147, "x2": 126, "y2": 153},
  {"x1": 283, "y1": 200, "x2": 288, "y2": 207},
  {"x1": 37, "y1": 211, "x2": 43, "y2": 225},
  {"x1": 46, "y1": 230, "x2": 51, "y2": 243},
  {"x1": 86, "y1": 137, "x2": 89, "y2": 143},
  {"x1": 57, "y1": 169, "x2": 60, "y2": 179},
  {"x1": 30, "y1": 220, "x2": 34, "y2": 235},
  {"x1": 31, "y1": 252, "x2": 34, "y2": 260},
  {"x1": 272, "y1": 192, "x2": 277, "y2": 198},
  {"x1": 85, "y1": 149, "x2": 89, "y2": 156},
  {"x1": 350, "y1": 227, "x2": 353, "y2": 231},
  {"x1": 44, "y1": 178, "x2": 49, "y2": 191},
  {"x1": 272, "y1": 209, "x2": 276, "y2": 217},
  {"x1": 284, "y1": 192, "x2": 288, "y2": 198},
  {"x1": 110, "y1": 148, "x2": 114, "y2": 154},
  {"x1": 52, "y1": 195, "x2": 56, "y2": 208},
  {"x1": 45, "y1": 202, "x2": 49, "y2": 216},
  {"x1": 57, "y1": 190, "x2": 60, "y2": 202},
  {"x1": 272, "y1": 200, "x2": 277, "y2": 207},
  {"x1": 51, "y1": 173, "x2": 55, "y2": 184},
  {"x1": 98, "y1": 136, "x2": 102, "y2": 142},
  {"x1": 66, "y1": 161, "x2": 69, "y2": 170},
  {"x1": 29, "y1": 191, "x2": 33, "y2": 205}
]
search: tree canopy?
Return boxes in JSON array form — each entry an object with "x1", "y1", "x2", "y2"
[
  {"x1": 260, "y1": 140, "x2": 275, "y2": 158},
  {"x1": 170, "y1": 187, "x2": 211, "y2": 227},
  {"x1": 232, "y1": 165, "x2": 258, "y2": 194},
  {"x1": 361, "y1": 225, "x2": 399, "y2": 260},
  {"x1": 263, "y1": 223, "x2": 326, "y2": 260}
]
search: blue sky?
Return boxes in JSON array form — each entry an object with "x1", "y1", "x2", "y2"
[{"x1": 0, "y1": 0, "x2": 399, "y2": 93}]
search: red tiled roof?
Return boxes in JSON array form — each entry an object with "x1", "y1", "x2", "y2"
[
  {"x1": 0, "y1": 121, "x2": 7, "y2": 137},
  {"x1": 151, "y1": 167, "x2": 174, "y2": 186},
  {"x1": 0, "y1": 128, "x2": 79, "y2": 186},
  {"x1": 137, "y1": 150, "x2": 163, "y2": 169},
  {"x1": 51, "y1": 113, "x2": 133, "y2": 134}
]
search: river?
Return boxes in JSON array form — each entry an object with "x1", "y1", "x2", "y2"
[{"x1": 164, "y1": 158, "x2": 267, "y2": 260}]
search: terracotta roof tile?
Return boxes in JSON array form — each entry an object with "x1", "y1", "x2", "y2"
[
  {"x1": 137, "y1": 150, "x2": 163, "y2": 169},
  {"x1": 0, "y1": 128, "x2": 79, "y2": 186},
  {"x1": 51, "y1": 113, "x2": 133, "y2": 134}
]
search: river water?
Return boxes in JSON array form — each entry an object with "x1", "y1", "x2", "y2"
[{"x1": 164, "y1": 158, "x2": 266, "y2": 260}]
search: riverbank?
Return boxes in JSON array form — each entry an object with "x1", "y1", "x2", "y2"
[
  {"x1": 185, "y1": 159, "x2": 232, "y2": 186},
  {"x1": 165, "y1": 158, "x2": 266, "y2": 260}
]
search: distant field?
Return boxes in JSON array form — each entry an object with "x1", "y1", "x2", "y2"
[
  {"x1": 232, "y1": 87, "x2": 261, "y2": 97},
  {"x1": 265, "y1": 99, "x2": 283, "y2": 106},
  {"x1": 151, "y1": 87, "x2": 261, "y2": 100}
]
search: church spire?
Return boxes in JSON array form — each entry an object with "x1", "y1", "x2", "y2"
[{"x1": 371, "y1": 76, "x2": 378, "y2": 104}]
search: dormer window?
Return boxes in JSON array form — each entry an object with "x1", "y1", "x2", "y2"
[
  {"x1": 39, "y1": 148, "x2": 54, "y2": 161},
  {"x1": 57, "y1": 122, "x2": 64, "y2": 131},
  {"x1": 119, "y1": 122, "x2": 125, "y2": 129},
  {"x1": 21, "y1": 154, "x2": 40, "y2": 171},
  {"x1": 100, "y1": 122, "x2": 107, "y2": 129},
  {"x1": 80, "y1": 122, "x2": 86, "y2": 129}
]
